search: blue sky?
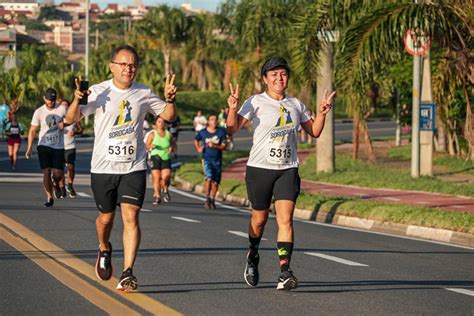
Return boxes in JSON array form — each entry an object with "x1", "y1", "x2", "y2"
[{"x1": 90, "y1": 0, "x2": 223, "y2": 12}]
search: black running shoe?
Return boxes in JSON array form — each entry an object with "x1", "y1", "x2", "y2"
[
  {"x1": 44, "y1": 198, "x2": 54, "y2": 208},
  {"x1": 53, "y1": 185, "x2": 61, "y2": 199},
  {"x1": 60, "y1": 187, "x2": 67, "y2": 199},
  {"x1": 204, "y1": 197, "x2": 211, "y2": 209},
  {"x1": 276, "y1": 269, "x2": 298, "y2": 291},
  {"x1": 162, "y1": 191, "x2": 170, "y2": 203},
  {"x1": 153, "y1": 197, "x2": 161, "y2": 206},
  {"x1": 244, "y1": 251, "x2": 259, "y2": 287},
  {"x1": 65, "y1": 184, "x2": 76, "y2": 198},
  {"x1": 95, "y1": 242, "x2": 113, "y2": 281},
  {"x1": 116, "y1": 268, "x2": 138, "y2": 292}
]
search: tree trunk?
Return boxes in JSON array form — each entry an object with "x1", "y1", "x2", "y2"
[
  {"x1": 223, "y1": 60, "x2": 232, "y2": 91},
  {"x1": 164, "y1": 48, "x2": 172, "y2": 76},
  {"x1": 435, "y1": 116, "x2": 447, "y2": 153},
  {"x1": 462, "y1": 83, "x2": 474, "y2": 160},
  {"x1": 362, "y1": 120, "x2": 376, "y2": 161},
  {"x1": 316, "y1": 43, "x2": 335, "y2": 173},
  {"x1": 198, "y1": 60, "x2": 206, "y2": 91},
  {"x1": 352, "y1": 116, "x2": 360, "y2": 160}
]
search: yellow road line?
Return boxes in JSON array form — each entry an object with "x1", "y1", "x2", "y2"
[
  {"x1": 0, "y1": 213, "x2": 181, "y2": 316},
  {"x1": 0, "y1": 227, "x2": 139, "y2": 315}
]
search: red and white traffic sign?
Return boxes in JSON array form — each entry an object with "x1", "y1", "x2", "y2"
[{"x1": 404, "y1": 29, "x2": 430, "y2": 56}]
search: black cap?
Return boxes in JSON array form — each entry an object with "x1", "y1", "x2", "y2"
[
  {"x1": 261, "y1": 57, "x2": 290, "y2": 77},
  {"x1": 44, "y1": 88, "x2": 57, "y2": 101}
]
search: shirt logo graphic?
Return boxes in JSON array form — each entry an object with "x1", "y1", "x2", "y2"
[
  {"x1": 114, "y1": 100, "x2": 133, "y2": 126},
  {"x1": 275, "y1": 106, "x2": 293, "y2": 127},
  {"x1": 46, "y1": 115, "x2": 58, "y2": 129}
]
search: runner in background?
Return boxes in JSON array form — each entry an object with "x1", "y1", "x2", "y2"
[
  {"x1": 146, "y1": 116, "x2": 176, "y2": 205},
  {"x1": 194, "y1": 113, "x2": 227, "y2": 209},
  {"x1": 168, "y1": 115, "x2": 180, "y2": 159},
  {"x1": 193, "y1": 110, "x2": 207, "y2": 133},
  {"x1": 5, "y1": 111, "x2": 24, "y2": 169},
  {"x1": 26, "y1": 88, "x2": 67, "y2": 207}
]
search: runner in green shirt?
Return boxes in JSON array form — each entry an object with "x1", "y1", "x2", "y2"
[{"x1": 146, "y1": 116, "x2": 176, "y2": 205}]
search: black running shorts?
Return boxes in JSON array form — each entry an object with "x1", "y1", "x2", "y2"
[
  {"x1": 91, "y1": 170, "x2": 146, "y2": 213},
  {"x1": 150, "y1": 156, "x2": 171, "y2": 170},
  {"x1": 37, "y1": 145, "x2": 65, "y2": 170},
  {"x1": 64, "y1": 149, "x2": 76, "y2": 165},
  {"x1": 245, "y1": 166, "x2": 300, "y2": 210}
]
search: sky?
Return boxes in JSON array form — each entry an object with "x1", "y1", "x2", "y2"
[{"x1": 86, "y1": 0, "x2": 223, "y2": 12}]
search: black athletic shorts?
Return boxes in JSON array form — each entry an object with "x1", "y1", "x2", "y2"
[
  {"x1": 91, "y1": 170, "x2": 146, "y2": 213},
  {"x1": 64, "y1": 149, "x2": 76, "y2": 165},
  {"x1": 150, "y1": 156, "x2": 171, "y2": 170},
  {"x1": 37, "y1": 145, "x2": 65, "y2": 170},
  {"x1": 245, "y1": 166, "x2": 300, "y2": 210}
]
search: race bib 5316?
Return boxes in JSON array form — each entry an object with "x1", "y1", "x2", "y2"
[{"x1": 106, "y1": 138, "x2": 137, "y2": 162}]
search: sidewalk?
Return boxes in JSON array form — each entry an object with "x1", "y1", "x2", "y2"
[{"x1": 222, "y1": 145, "x2": 474, "y2": 214}]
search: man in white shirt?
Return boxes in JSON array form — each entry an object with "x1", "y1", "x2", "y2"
[
  {"x1": 26, "y1": 88, "x2": 67, "y2": 207},
  {"x1": 193, "y1": 110, "x2": 207, "y2": 133},
  {"x1": 65, "y1": 45, "x2": 177, "y2": 292}
]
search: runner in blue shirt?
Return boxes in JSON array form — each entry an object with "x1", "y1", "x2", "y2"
[{"x1": 194, "y1": 114, "x2": 227, "y2": 209}]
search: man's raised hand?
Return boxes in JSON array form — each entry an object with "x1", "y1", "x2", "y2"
[
  {"x1": 319, "y1": 89, "x2": 336, "y2": 114},
  {"x1": 227, "y1": 83, "x2": 239, "y2": 110},
  {"x1": 164, "y1": 74, "x2": 177, "y2": 102}
]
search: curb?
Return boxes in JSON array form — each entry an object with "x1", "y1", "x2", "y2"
[{"x1": 173, "y1": 176, "x2": 474, "y2": 249}]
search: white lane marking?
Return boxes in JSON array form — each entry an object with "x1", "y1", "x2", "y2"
[
  {"x1": 77, "y1": 192, "x2": 92, "y2": 198},
  {"x1": 302, "y1": 220, "x2": 474, "y2": 250},
  {"x1": 304, "y1": 252, "x2": 369, "y2": 267},
  {"x1": 383, "y1": 197, "x2": 401, "y2": 201},
  {"x1": 168, "y1": 186, "x2": 474, "y2": 250},
  {"x1": 172, "y1": 216, "x2": 201, "y2": 223},
  {"x1": 228, "y1": 231, "x2": 267, "y2": 240},
  {"x1": 445, "y1": 288, "x2": 474, "y2": 297},
  {"x1": 141, "y1": 208, "x2": 153, "y2": 213}
]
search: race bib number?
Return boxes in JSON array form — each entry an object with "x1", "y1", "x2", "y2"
[
  {"x1": 106, "y1": 138, "x2": 137, "y2": 162},
  {"x1": 45, "y1": 130, "x2": 60, "y2": 146},
  {"x1": 267, "y1": 142, "x2": 293, "y2": 165},
  {"x1": 10, "y1": 127, "x2": 19, "y2": 134}
]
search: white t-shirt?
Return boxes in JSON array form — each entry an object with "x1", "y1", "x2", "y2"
[
  {"x1": 31, "y1": 104, "x2": 66, "y2": 149},
  {"x1": 64, "y1": 124, "x2": 76, "y2": 150},
  {"x1": 194, "y1": 115, "x2": 207, "y2": 132},
  {"x1": 238, "y1": 92, "x2": 311, "y2": 170},
  {"x1": 80, "y1": 79, "x2": 167, "y2": 174}
]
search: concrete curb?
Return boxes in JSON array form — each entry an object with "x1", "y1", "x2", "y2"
[{"x1": 173, "y1": 176, "x2": 474, "y2": 248}]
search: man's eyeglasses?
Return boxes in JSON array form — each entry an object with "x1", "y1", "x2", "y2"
[{"x1": 111, "y1": 61, "x2": 138, "y2": 70}]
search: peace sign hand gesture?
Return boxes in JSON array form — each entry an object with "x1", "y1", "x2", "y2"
[
  {"x1": 227, "y1": 83, "x2": 240, "y2": 110},
  {"x1": 164, "y1": 74, "x2": 177, "y2": 102},
  {"x1": 319, "y1": 89, "x2": 336, "y2": 115}
]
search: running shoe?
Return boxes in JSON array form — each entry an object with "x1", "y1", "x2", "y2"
[
  {"x1": 65, "y1": 184, "x2": 77, "y2": 198},
  {"x1": 244, "y1": 251, "x2": 259, "y2": 287},
  {"x1": 60, "y1": 187, "x2": 67, "y2": 199},
  {"x1": 44, "y1": 198, "x2": 54, "y2": 208},
  {"x1": 204, "y1": 196, "x2": 211, "y2": 209},
  {"x1": 276, "y1": 269, "x2": 298, "y2": 291},
  {"x1": 53, "y1": 185, "x2": 61, "y2": 199},
  {"x1": 95, "y1": 242, "x2": 113, "y2": 281},
  {"x1": 116, "y1": 268, "x2": 138, "y2": 292},
  {"x1": 210, "y1": 199, "x2": 216, "y2": 209},
  {"x1": 162, "y1": 191, "x2": 171, "y2": 203},
  {"x1": 153, "y1": 197, "x2": 161, "y2": 206}
]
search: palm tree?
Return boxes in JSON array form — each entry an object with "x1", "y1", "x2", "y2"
[
  {"x1": 136, "y1": 5, "x2": 188, "y2": 75},
  {"x1": 337, "y1": 0, "x2": 472, "y2": 159}
]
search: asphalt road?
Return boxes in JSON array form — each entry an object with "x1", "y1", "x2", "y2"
[{"x1": 1, "y1": 120, "x2": 473, "y2": 315}]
